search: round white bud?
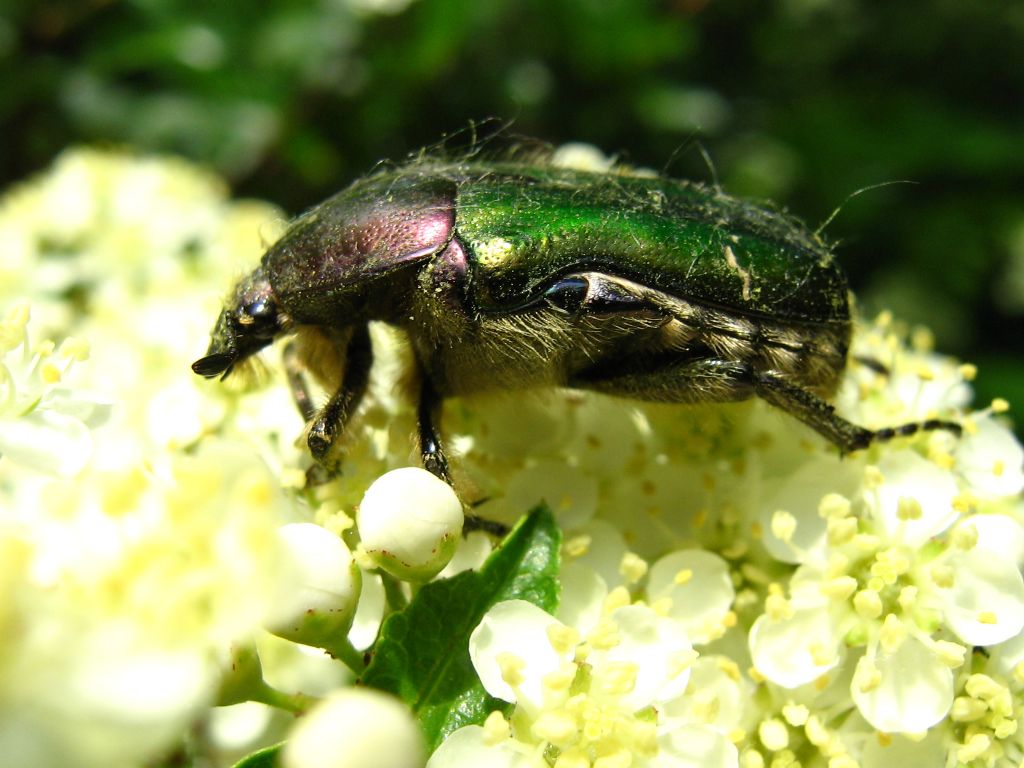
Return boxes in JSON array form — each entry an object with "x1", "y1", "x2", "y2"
[
  {"x1": 283, "y1": 687, "x2": 424, "y2": 768},
  {"x1": 357, "y1": 467, "x2": 464, "y2": 582},
  {"x1": 268, "y1": 523, "x2": 361, "y2": 648}
]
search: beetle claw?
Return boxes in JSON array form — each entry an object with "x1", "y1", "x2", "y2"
[{"x1": 304, "y1": 462, "x2": 339, "y2": 488}]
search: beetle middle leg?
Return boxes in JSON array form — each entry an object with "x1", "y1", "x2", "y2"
[
  {"x1": 417, "y1": 372, "x2": 452, "y2": 485},
  {"x1": 416, "y1": 368, "x2": 510, "y2": 535}
]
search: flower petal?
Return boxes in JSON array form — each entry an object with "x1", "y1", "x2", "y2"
[
  {"x1": 662, "y1": 656, "x2": 749, "y2": 733},
  {"x1": 40, "y1": 387, "x2": 113, "y2": 429},
  {"x1": 505, "y1": 461, "x2": 597, "y2": 529},
  {"x1": 654, "y1": 723, "x2": 739, "y2": 768},
  {"x1": 868, "y1": 450, "x2": 959, "y2": 547},
  {"x1": 566, "y1": 518, "x2": 628, "y2": 590},
  {"x1": 956, "y1": 414, "x2": 1024, "y2": 498},
  {"x1": 971, "y1": 512, "x2": 1024, "y2": 569},
  {"x1": 758, "y1": 456, "x2": 862, "y2": 564},
  {"x1": 939, "y1": 546, "x2": 1024, "y2": 646},
  {"x1": 861, "y1": 728, "x2": 947, "y2": 768},
  {"x1": 426, "y1": 725, "x2": 545, "y2": 768},
  {"x1": 850, "y1": 637, "x2": 952, "y2": 733},
  {"x1": 556, "y1": 561, "x2": 607, "y2": 638},
  {"x1": 748, "y1": 604, "x2": 842, "y2": 688},
  {"x1": 0, "y1": 409, "x2": 93, "y2": 476},
  {"x1": 647, "y1": 549, "x2": 734, "y2": 644},
  {"x1": 589, "y1": 605, "x2": 692, "y2": 711},
  {"x1": 469, "y1": 600, "x2": 572, "y2": 711}
]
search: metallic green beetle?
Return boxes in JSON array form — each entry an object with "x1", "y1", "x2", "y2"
[{"x1": 193, "y1": 157, "x2": 959, "y2": 482}]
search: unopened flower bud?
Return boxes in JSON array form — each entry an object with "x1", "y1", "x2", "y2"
[
  {"x1": 283, "y1": 688, "x2": 424, "y2": 768},
  {"x1": 268, "y1": 523, "x2": 361, "y2": 648},
  {"x1": 358, "y1": 467, "x2": 464, "y2": 582}
]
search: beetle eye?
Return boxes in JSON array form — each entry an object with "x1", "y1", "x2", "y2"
[
  {"x1": 238, "y1": 298, "x2": 278, "y2": 337},
  {"x1": 543, "y1": 277, "x2": 590, "y2": 313}
]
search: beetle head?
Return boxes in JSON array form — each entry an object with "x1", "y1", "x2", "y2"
[{"x1": 192, "y1": 269, "x2": 285, "y2": 379}]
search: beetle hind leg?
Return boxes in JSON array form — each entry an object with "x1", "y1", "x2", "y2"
[
  {"x1": 576, "y1": 357, "x2": 959, "y2": 454},
  {"x1": 751, "y1": 369, "x2": 961, "y2": 453}
]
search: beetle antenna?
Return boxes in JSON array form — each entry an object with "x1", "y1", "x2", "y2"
[
  {"x1": 696, "y1": 142, "x2": 721, "y2": 192},
  {"x1": 816, "y1": 180, "x2": 917, "y2": 237},
  {"x1": 659, "y1": 135, "x2": 721, "y2": 192}
]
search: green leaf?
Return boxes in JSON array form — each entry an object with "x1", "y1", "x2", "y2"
[
  {"x1": 229, "y1": 743, "x2": 281, "y2": 768},
  {"x1": 360, "y1": 505, "x2": 561, "y2": 752}
]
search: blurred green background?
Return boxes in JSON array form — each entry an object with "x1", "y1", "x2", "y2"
[{"x1": 2, "y1": 0, "x2": 1022, "y2": 413}]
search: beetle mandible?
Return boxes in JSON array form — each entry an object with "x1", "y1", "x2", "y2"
[{"x1": 193, "y1": 155, "x2": 960, "y2": 483}]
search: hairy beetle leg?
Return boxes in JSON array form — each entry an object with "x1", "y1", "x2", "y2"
[
  {"x1": 416, "y1": 373, "x2": 452, "y2": 485},
  {"x1": 283, "y1": 342, "x2": 318, "y2": 423},
  {"x1": 464, "y1": 516, "x2": 510, "y2": 536},
  {"x1": 751, "y1": 368, "x2": 961, "y2": 453},
  {"x1": 416, "y1": 373, "x2": 509, "y2": 536},
  {"x1": 305, "y1": 325, "x2": 373, "y2": 473},
  {"x1": 577, "y1": 354, "x2": 959, "y2": 455},
  {"x1": 852, "y1": 354, "x2": 891, "y2": 377}
]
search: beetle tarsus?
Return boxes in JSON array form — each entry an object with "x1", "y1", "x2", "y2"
[
  {"x1": 852, "y1": 354, "x2": 891, "y2": 377},
  {"x1": 304, "y1": 463, "x2": 335, "y2": 488}
]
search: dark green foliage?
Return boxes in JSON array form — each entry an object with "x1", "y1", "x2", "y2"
[{"x1": 229, "y1": 743, "x2": 281, "y2": 768}]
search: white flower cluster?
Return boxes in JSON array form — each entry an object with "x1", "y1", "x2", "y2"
[
  {"x1": 2, "y1": 148, "x2": 1022, "y2": 768},
  {"x1": 0, "y1": 150, "x2": 337, "y2": 768},
  {"x1": 427, "y1": 554, "x2": 738, "y2": 768},
  {"x1": 413, "y1": 316, "x2": 1021, "y2": 767}
]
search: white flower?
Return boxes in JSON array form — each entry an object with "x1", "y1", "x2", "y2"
[
  {"x1": 444, "y1": 583, "x2": 739, "y2": 768},
  {"x1": 427, "y1": 718, "x2": 545, "y2": 768},
  {"x1": 646, "y1": 549, "x2": 736, "y2": 644},
  {"x1": 5, "y1": 146, "x2": 1021, "y2": 768},
  {"x1": 0, "y1": 440, "x2": 296, "y2": 768},
  {"x1": 868, "y1": 449, "x2": 960, "y2": 548},
  {"x1": 357, "y1": 467, "x2": 464, "y2": 581},
  {"x1": 750, "y1": 455, "x2": 1024, "y2": 733},
  {"x1": 850, "y1": 629, "x2": 954, "y2": 733},
  {"x1": 283, "y1": 688, "x2": 425, "y2": 768},
  {"x1": 0, "y1": 303, "x2": 111, "y2": 476},
  {"x1": 955, "y1": 413, "x2": 1024, "y2": 498},
  {"x1": 268, "y1": 523, "x2": 362, "y2": 650}
]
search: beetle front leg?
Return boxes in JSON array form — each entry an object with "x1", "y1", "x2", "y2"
[
  {"x1": 283, "y1": 342, "x2": 317, "y2": 423},
  {"x1": 416, "y1": 373, "x2": 452, "y2": 485},
  {"x1": 306, "y1": 324, "x2": 373, "y2": 473}
]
